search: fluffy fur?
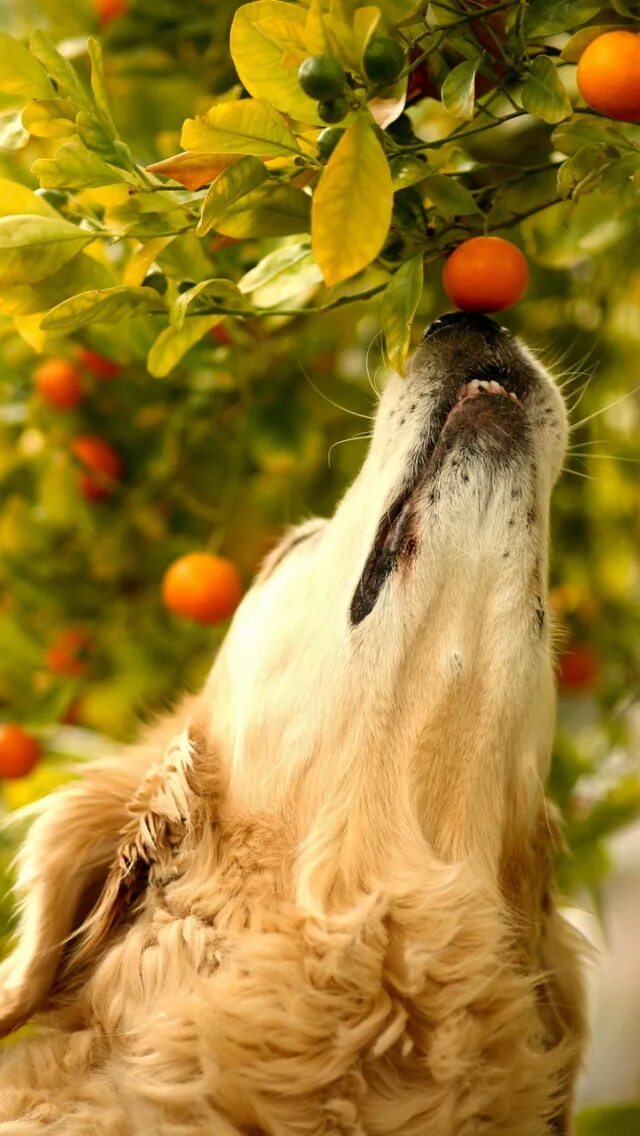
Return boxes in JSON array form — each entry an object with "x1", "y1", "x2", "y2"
[{"x1": 0, "y1": 316, "x2": 586, "y2": 1134}]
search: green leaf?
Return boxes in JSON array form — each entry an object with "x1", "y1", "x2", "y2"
[
  {"x1": 40, "y1": 286, "x2": 164, "y2": 332},
  {"x1": 557, "y1": 146, "x2": 612, "y2": 200},
  {"x1": 0, "y1": 252, "x2": 112, "y2": 318},
  {"x1": 197, "y1": 156, "x2": 268, "y2": 237},
  {"x1": 0, "y1": 214, "x2": 94, "y2": 286},
  {"x1": 28, "y1": 30, "x2": 91, "y2": 111},
  {"x1": 520, "y1": 56, "x2": 572, "y2": 125},
  {"x1": 312, "y1": 116, "x2": 393, "y2": 287},
  {"x1": 214, "y1": 183, "x2": 312, "y2": 239},
  {"x1": 0, "y1": 112, "x2": 29, "y2": 151},
  {"x1": 522, "y1": 0, "x2": 601, "y2": 37},
  {"x1": 240, "y1": 242, "x2": 322, "y2": 307},
  {"x1": 32, "y1": 140, "x2": 128, "y2": 190},
  {"x1": 87, "y1": 37, "x2": 118, "y2": 139},
  {"x1": 382, "y1": 255, "x2": 423, "y2": 376},
  {"x1": 552, "y1": 118, "x2": 628, "y2": 157},
  {"x1": 147, "y1": 316, "x2": 221, "y2": 378},
  {"x1": 182, "y1": 98, "x2": 300, "y2": 159},
  {"x1": 389, "y1": 154, "x2": 430, "y2": 192},
  {"x1": 441, "y1": 59, "x2": 479, "y2": 122},
  {"x1": 172, "y1": 279, "x2": 251, "y2": 329},
  {"x1": 0, "y1": 32, "x2": 55, "y2": 102},
  {"x1": 230, "y1": 1, "x2": 323, "y2": 125},
  {"x1": 561, "y1": 25, "x2": 621, "y2": 63},
  {"x1": 576, "y1": 1104, "x2": 640, "y2": 1136},
  {"x1": 424, "y1": 173, "x2": 481, "y2": 216}
]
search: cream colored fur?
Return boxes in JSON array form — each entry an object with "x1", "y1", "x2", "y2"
[{"x1": 0, "y1": 330, "x2": 586, "y2": 1134}]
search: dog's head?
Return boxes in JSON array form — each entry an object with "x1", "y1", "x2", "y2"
[{"x1": 205, "y1": 313, "x2": 567, "y2": 861}]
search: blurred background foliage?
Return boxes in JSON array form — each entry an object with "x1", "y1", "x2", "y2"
[{"x1": 0, "y1": 0, "x2": 638, "y2": 1122}]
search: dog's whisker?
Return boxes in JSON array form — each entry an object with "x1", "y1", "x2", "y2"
[
  {"x1": 570, "y1": 384, "x2": 640, "y2": 431},
  {"x1": 327, "y1": 432, "x2": 374, "y2": 468},
  {"x1": 299, "y1": 363, "x2": 375, "y2": 422}
]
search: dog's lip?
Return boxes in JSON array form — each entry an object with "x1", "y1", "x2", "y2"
[{"x1": 349, "y1": 374, "x2": 526, "y2": 626}]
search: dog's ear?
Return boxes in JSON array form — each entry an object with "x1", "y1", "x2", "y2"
[
  {"x1": 64, "y1": 724, "x2": 219, "y2": 980},
  {"x1": 0, "y1": 702, "x2": 215, "y2": 1038}
]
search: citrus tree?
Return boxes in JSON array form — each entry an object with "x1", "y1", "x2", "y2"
[{"x1": 0, "y1": 1, "x2": 639, "y2": 1123}]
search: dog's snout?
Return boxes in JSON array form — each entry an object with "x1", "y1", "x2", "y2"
[{"x1": 424, "y1": 311, "x2": 509, "y2": 340}]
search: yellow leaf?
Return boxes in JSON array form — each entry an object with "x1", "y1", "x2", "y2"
[
  {"x1": 312, "y1": 116, "x2": 393, "y2": 287},
  {"x1": 231, "y1": 1, "x2": 324, "y2": 125},
  {"x1": 305, "y1": 0, "x2": 331, "y2": 55},
  {"x1": 354, "y1": 6, "x2": 382, "y2": 67},
  {"x1": 15, "y1": 311, "x2": 47, "y2": 352},
  {"x1": 146, "y1": 152, "x2": 240, "y2": 191},
  {"x1": 181, "y1": 99, "x2": 300, "y2": 158},
  {"x1": 0, "y1": 178, "x2": 57, "y2": 217},
  {"x1": 80, "y1": 184, "x2": 131, "y2": 207},
  {"x1": 124, "y1": 237, "x2": 173, "y2": 286}
]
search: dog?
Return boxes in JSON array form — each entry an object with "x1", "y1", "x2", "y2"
[{"x1": 0, "y1": 311, "x2": 586, "y2": 1135}]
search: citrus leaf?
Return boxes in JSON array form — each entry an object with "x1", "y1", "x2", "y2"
[
  {"x1": 0, "y1": 178, "x2": 57, "y2": 217},
  {"x1": 239, "y1": 241, "x2": 313, "y2": 293},
  {"x1": 520, "y1": 56, "x2": 572, "y2": 124},
  {"x1": 305, "y1": 0, "x2": 332, "y2": 55},
  {"x1": 29, "y1": 30, "x2": 91, "y2": 111},
  {"x1": 0, "y1": 253, "x2": 112, "y2": 317},
  {"x1": 181, "y1": 99, "x2": 300, "y2": 159},
  {"x1": 312, "y1": 117, "x2": 393, "y2": 287},
  {"x1": 214, "y1": 183, "x2": 311, "y2": 239},
  {"x1": 368, "y1": 76, "x2": 408, "y2": 129},
  {"x1": 147, "y1": 316, "x2": 221, "y2": 378},
  {"x1": 382, "y1": 254, "x2": 423, "y2": 376},
  {"x1": 389, "y1": 154, "x2": 430, "y2": 191},
  {"x1": 0, "y1": 215, "x2": 94, "y2": 286},
  {"x1": 354, "y1": 6, "x2": 382, "y2": 67},
  {"x1": 40, "y1": 286, "x2": 164, "y2": 332},
  {"x1": 522, "y1": 0, "x2": 601, "y2": 37},
  {"x1": 197, "y1": 156, "x2": 268, "y2": 236},
  {"x1": 424, "y1": 174, "x2": 481, "y2": 216},
  {"x1": 441, "y1": 59, "x2": 479, "y2": 121},
  {"x1": 87, "y1": 37, "x2": 118, "y2": 139},
  {"x1": 561, "y1": 25, "x2": 621, "y2": 63},
  {"x1": 552, "y1": 118, "x2": 627, "y2": 157},
  {"x1": 146, "y1": 152, "x2": 240, "y2": 190},
  {"x1": 172, "y1": 279, "x2": 251, "y2": 329},
  {"x1": 230, "y1": 1, "x2": 323, "y2": 125},
  {"x1": 239, "y1": 243, "x2": 322, "y2": 307},
  {"x1": 32, "y1": 140, "x2": 128, "y2": 190},
  {"x1": 0, "y1": 32, "x2": 55, "y2": 102}
]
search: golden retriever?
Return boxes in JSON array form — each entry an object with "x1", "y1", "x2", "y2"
[{"x1": 0, "y1": 311, "x2": 586, "y2": 1135}]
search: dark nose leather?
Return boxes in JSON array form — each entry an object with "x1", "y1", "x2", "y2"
[{"x1": 423, "y1": 311, "x2": 508, "y2": 340}]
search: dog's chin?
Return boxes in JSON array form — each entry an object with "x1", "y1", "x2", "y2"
[{"x1": 350, "y1": 383, "x2": 530, "y2": 627}]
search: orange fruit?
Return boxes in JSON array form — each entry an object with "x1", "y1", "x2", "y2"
[
  {"x1": 96, "y1": 0, "x2": 128, "y2": 26},
  {"x1": 442, "y1": 236, "x2": 529, "y2": 313},
  {"x1": 557, "y1": 642, "x2": 600, "y2": 694},
  {"x1": 45, "y1": 628, "x2": 93, "y2": 677},
  {"x1": 77, "y1": 347, "x2": 121, "y2": 381},
  {"x1": 577, "y1": 31, "x2": 640, "y2": 123},
  {"x1": 210, "y1": 324, "x2": 233, "y2": 346},
  {"x1": 162, "y1": 553, "x2": 242, "y2": 625},
  {"x1": 71, "y1": 434, "x2": 123, "y2": 501},
  {"x1": 0, "y1": 724, "x2": 41, "y2": 779},
  {"x1": 34, "y1": 358, "x2": 83, "y2": 410}
]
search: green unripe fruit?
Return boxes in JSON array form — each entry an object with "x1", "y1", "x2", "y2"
[
  {"x1": 298, "y1": 55, "x2": 346, "y2": 101},
  {"x1": 317, "y1": 126, "x2": 345, "y2": 160},
  {"x1": 318, "y1": 97, "x2": 349, "y2": 124},
  {"x1": 363, "y1": 37, "x2": 405, "y2": 85}
]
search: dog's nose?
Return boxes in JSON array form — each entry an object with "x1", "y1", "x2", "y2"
[{"x1": 423, "y1": 311, "x2": 509, "y2": 340}]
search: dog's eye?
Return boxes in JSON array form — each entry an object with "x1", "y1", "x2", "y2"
[{"x1": 257, "y1": 522, "x2": 324, "y2": 582}]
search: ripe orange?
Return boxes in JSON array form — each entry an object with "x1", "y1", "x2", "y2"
[
  {"x1": 210, "y1": 324, "x2": 233, "y2": 347},
  {"x1": 0, "y1": 724, "x2": 41, "y2": 779},
  {"x1": 77, "y1": 347, "x2": 121, "y2": 381},
  {"x1": 162, "y1": 553, "x2": 242, "y2": 625},
  {"x1": 45, "y1": 628, "x2": 93, "y2": 677},
  {"x1": 96, "y1": 0, "x2": 128, "y2": 26},
  {"x1": 442, "y1": 236, "x2": 529, "y2": 313},
  {"x1": 577, "y1": 31, "x2": 640, "y2": 123},
  {"x1": 71, "y1": 435, "x2": 123, "y2": 501},
  {"x1": 34, "y1": 358, "x2": 83, "y2": 410},
  {"x1": 557, "y1": 642, "x2": 600, "y2": 694}
]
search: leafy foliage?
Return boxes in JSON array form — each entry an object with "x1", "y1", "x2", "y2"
[{"x1": 0, "y1": 0, "x2": 639, "y2": 1113}]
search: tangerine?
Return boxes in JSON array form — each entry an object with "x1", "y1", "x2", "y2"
[
  {"x1": 162, "y1": 553, "x2": 242, "y2": 625},
  {"x1": 577, "y1": 31, "x2": 640, "y2": 123},
  {"x1": 443, "y1": 236, "x2": 529, "y2": 313}
]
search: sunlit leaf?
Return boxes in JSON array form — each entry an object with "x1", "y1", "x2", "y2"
[
  {"x1": 29, "y1": 30, "x2": 91, "y2": 111},
  {"x1": 519, "y1": 56, "x2": 572, "y2": 124},
  {"x1": 424, "y1": 173, "x2": 481, "y2": 216},
  {"x1": 22, "y1": 97, "x2": 76, "y2": 139},
  {"x1": 382, "y1": 254, "x2": 423, "y2": 375},
  {"x1": 312, "y1": 116, "x2": 393, "y2": 287},
  {"x1": 0, "y1": 214, "x2": 93, "y2": 286},
  {"x1": 40, "y1": 285, "x2": 164, "y2": 332},
  {"x1": 239, "y1": 242, "x2": 322, "y2": 306},
  {"x1": 441, "y1": 59, "x2": 479, "y2": 121},
  {"x1": 32, "y1": 139, "x2": 129, "y2": 190},
  {"x1": 368, "y1": 76, "x2": 407, "y2": 129},
  {"x1": 215, "y1": 183, "x2": 311, "y2": 239},
  {"x1": 561, "y1": 26, "x2": 621, "y2": 63},
  {"x1": 197, "y1": 156, "x2": 268, "y2": 236},
  {"x1": 0, "y1": 252, "x2": 112, "y2": 317},
  {"x1": 172, "y1": 279, "x2": 251, "y2": 329},
  {"x1": 0, "y1": 112, "x2": 29, "y2": 151},
  {"x1": 0, "y1": 32, "x2": 55, "y2": 102},
  {"x1": 230, "y1": 1, "x2": 323, "y2": 124},
  {"x1": 305, "y1": 0, "x2": 332, "y2": 55},
  {"x1": 182, "y1": 99, "x2": 300, "y2": 159}
]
